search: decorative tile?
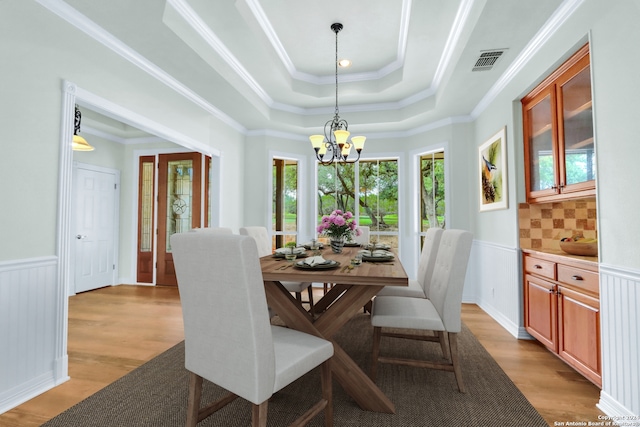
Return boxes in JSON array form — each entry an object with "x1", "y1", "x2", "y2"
[{"x1": 518, "y1": 198, "x2": 597, "y2": 250}]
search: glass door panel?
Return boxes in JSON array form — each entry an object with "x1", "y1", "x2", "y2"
[
  {"x1": 156, "y1": 152, "x2": 201, "y2": 286},
  {"x1": 527, "y1": 94, "x2": 555, "y2": 192},
  {"x1": 136, "y1": 156, "x2": 155, "y2": 283},
  {"x1": 560, "y1": 65, "x2": 595, "y2": 186}
]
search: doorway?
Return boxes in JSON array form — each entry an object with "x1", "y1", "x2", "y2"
[{"x1": 136, "y1": 152, "x2": 212, "y2": 286}]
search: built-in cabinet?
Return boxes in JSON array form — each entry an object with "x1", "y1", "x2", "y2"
[
  {"x1": 522, "y1": 43, "x2": 596, "y2": 204},
  {"x1": 523, "y1": 250, "x2": 601, "y2": 387}
]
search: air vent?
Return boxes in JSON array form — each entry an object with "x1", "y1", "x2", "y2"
[{"x1": 472, "y1": 49, "x2": 507, "y2": 72}]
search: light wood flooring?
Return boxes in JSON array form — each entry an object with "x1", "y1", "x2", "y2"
[{"x1": 0, "y1": 285, "x2": 604, "y2": 427}]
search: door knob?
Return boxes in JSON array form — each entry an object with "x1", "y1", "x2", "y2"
[{"x1": 76, "y1": 235, "x2": 87, "y2": 239}]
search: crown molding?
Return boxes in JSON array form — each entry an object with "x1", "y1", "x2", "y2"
[
  {"x1": 471, "y1": 0, "x2": 586, "y2": 118},
  {"x1": 36, "y1": 0, "x2": 245, "y2": 134}
]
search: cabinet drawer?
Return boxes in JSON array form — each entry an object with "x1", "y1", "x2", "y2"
[
  {"x1": 558, "y1": 265, "x2": 599, "y2": 295},
  {"x1": 524, "y1": 256, "x2": 556, "y2": 280}
]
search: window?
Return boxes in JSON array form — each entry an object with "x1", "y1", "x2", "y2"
[
  {"x1": 272, "y1": 158, "x2": 298, "y2": 249},
  {"x1": 419, "y1": 150, "x2": 446, "y2": 246},
  {"x1": 317, "y1": 159, "x2": 399, "y2": 249}
]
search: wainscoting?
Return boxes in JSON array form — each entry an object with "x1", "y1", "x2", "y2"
[
  {"x1": 598, "y1": 264, "x2": 640, "y2": 417},
  {"x1": 465, "y1": 240, "x2": 526, "y2": 339},
  {"x1": 0, "y1": 256, "x2": 67, "y2": 414}
]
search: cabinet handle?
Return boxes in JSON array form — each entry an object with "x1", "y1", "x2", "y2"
[
  {"x1": 534, "y1": 264, "x2": 542, "y2": 269},
  {"x1": 571, "y1": 275, "x2": 583, "y2": 281}
]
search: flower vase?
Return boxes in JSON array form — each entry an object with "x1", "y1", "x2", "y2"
[{"x1": 330, "y1": 237, "x2": 345, "y2": 254}]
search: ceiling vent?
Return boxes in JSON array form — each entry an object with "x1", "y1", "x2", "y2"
[{"x1": 472, "y1": 49, "x2": 507, "y2": 72}]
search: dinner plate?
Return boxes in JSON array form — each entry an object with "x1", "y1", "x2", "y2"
[
  {"x1": 294, "y1": 260, "x2": 341, "y2": 270},
  {"x1": 273, "y1": 252, "x2": 307, "y2": 259}
]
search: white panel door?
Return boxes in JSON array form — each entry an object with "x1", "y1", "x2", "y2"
[{"x1": 73, "y1": 165, "x2": 118, "y2": 293}]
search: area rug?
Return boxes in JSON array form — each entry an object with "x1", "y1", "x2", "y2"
[{"x1": 42, "y1": 314, "x2": 548, "y2": 426}]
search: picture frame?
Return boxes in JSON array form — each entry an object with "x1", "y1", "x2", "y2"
[{"x1": 479, "y1": 127, "x2": 508, "y2": 211}]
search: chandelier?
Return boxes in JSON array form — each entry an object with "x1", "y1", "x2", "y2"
[{"x1": 309, "y1": 23, "x2": 365, "y2": 165}]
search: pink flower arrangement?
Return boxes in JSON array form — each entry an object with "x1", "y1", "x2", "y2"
[{"x1": 317, "y1": 210, "x2": 361, "y2": 241}]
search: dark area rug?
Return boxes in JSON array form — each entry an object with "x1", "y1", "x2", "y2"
[{"x1": 43, "y1": 314, "x2": 547, "y2": 426}]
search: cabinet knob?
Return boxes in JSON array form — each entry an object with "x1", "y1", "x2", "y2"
[
  {"x1": 534, "y1": 264, "x2": 542, "y2": 269},
  {"x1": 571, "y1": 275, "x2": 583, "y2": 281}
]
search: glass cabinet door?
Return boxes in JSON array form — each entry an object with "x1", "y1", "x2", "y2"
[
  {"x1": 525, "y1": 90, "x2": 557, "y2": 194},
  {"x1": 559, "y1": 63, "x2": 595, "y2": 188}
]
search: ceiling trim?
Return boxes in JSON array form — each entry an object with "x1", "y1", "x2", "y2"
[
  {"x1": 71, "y1": 81, "x2": 221, "y2": 156},
  {"x1": 35, "y1": 0, "x2": 246, "y2": 134},
  {"x1": 243, "y1": 0, "x2": 413, "y2": 85},
  {"x1": 37, "y1": 0, "x2": 583, "y2": 140},
  {"x1": 82, "y1": 125, "x2": 168, "y2": 145},
  {"x1": 471, "y1": 0, "x2": 586, "y2": 118}
]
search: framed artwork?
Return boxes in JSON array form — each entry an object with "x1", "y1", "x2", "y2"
[{"x1": 479, "y1": 127, "x2": 508, "y2": 211}]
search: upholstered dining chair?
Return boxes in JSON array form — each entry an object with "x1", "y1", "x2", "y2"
[
  {"x1": 369, "y1": 229, "x2": 473, "y2": 392},
  {"x1": 375, "y1": 227, "x2": 443, "y2": 299},
  {"x1": 171, "y1": 232, "x2": 334, "y2": 427},
  {"x1": 353, "y1": 225, "x2": 370, "y2": 245},
  {"x1": 240, "y1": 226, "x2": 315, "y2": 310},
  {"x1": 189, "y1": 227, "x2": 233, "y2": 234}
]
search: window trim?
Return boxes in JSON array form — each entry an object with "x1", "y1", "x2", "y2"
[{"x1": 408, "y1": 142, "x2": 450, "y2": 278}]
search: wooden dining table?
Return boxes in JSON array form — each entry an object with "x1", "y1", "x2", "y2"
[{"x1": 260, "y1": 246, "x2": 408, "y2": 414}]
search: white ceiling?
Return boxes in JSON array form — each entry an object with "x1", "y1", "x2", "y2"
[{"x1": 48, "y1": 0, "x2": 569, "y2": 141}]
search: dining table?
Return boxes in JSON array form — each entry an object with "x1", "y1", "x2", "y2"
[{"x1": 260, "y1": 246, "x2": 408, "y2": 414}]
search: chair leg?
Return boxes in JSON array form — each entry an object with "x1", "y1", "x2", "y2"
[
  {"x1": 306, "y1": 286, "x2": 314, "y2": 310},
  {"x1": 370, "y1": 326, "x2": 382, "y2": 381},
  {"x1": 295, "y1": 292, "x2": 302, "y2": 303},
  {"x1": 186, "y1": 372, "x2": 203, "y2": 427},
  {"x1": 448, "y1": 332, "x2": 465, "y2": 393},
  {"x1": 251, "y1": 401, "x2": 268, "y2": 427},
  {"x1": 437, "y1": 331, "x2": 450, "y2": 360},
  {"x1": 320, "y1": 360, "x2": 333, "y2": 427}
]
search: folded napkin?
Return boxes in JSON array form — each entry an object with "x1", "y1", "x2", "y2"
[
  {"x1": 275, "y1": 246, "x2": 305, "y2": 254},
  {"x1": 303, "y1": 256, "x2": 329, "y2": 266},
  {"x1": 359, "y1": 249, "x2": 394, "y2": 257}
]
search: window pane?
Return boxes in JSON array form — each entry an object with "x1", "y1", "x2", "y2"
[
  {"x1": 420, "y1": 152, "x2": 445, "y2": 231},
  {"x1": 272, "y1": 158, "x2": 298, "y2": 248},
  {"x1": 317, "y1": 162, "x2": 355, "y2": 218},
  {"x1": 316, "y1": 159, "x2": 398, "y2": 250}
]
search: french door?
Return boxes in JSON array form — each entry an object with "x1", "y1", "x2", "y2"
[{"x1": 136, "y1": 152, "x2": 210, "y2": 286}]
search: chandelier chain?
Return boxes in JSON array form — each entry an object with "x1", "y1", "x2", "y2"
[{"x1": 334, "y1": 27, "x2": 339, "y2": 119}]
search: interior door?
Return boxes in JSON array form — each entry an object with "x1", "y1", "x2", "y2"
[
  {"x1": 156, "y1": 153, "x2": 202, "y2": 286},
  {"x1": 73, "y1": 164, "x2": 118, "y2": 293}
]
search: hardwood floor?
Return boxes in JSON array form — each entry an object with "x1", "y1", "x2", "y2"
[{"x1": 0, "y1": 285, "x2": 604, "y2": 426}]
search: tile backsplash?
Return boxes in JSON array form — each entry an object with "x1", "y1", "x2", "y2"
[{"x1": 519, "y1": 198, "x2": 597, "y2": 250}]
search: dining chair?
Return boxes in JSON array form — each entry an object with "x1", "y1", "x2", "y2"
[
  {"x1": 171, "y1": 232, "x2": 334, "y2": 427},
  {"x1": 375, "y1": 227, "x2": 443, "y2": 299},
  {"x1": 239, "y1": 226, "x2": 315, "y2": 310},
  {"x1": 353, "y1": 225, "x2": 370, "y2": 244},
  {"x1": 369, "y1": 229, "x2": 473, "y2": 392},
  {"x1": 189, "y1": 227, "x2": 233, "y2": 234}
]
